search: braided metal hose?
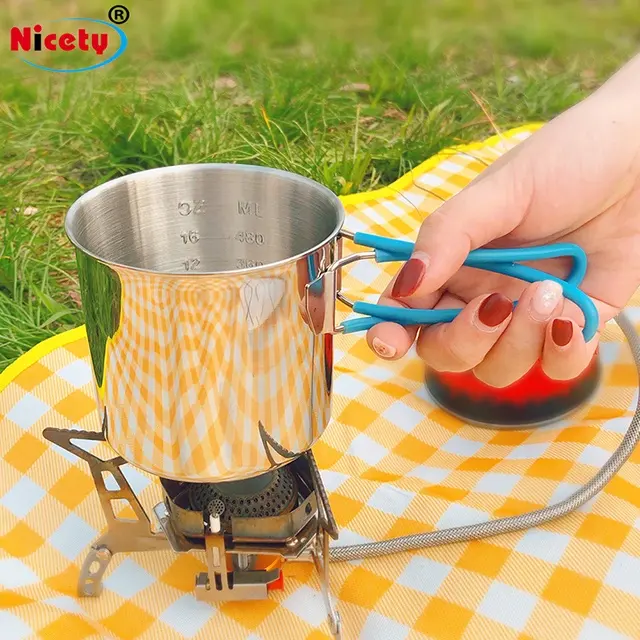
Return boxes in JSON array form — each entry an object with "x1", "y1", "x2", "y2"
[{"x1": 329, "y1": 312, "x2": 640, "y2": 562}]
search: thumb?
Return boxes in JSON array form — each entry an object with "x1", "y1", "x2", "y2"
[{"x1": 391, "y1": 159, "x2": 532, "y2": 300}]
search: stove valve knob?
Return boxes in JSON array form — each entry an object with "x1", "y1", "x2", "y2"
[
  {"x1": 267, "y1": 570, "x2": 285, "y2": 592},
  {"x1": 206, "y1": 499, "x2": 226, "y2": 534}
]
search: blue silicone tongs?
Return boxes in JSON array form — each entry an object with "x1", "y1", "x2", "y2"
[{"x1": 339, "y1": 232, "x2": 599, "y2": 341}]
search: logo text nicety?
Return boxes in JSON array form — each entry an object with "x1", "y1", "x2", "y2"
[{"x1": 10, "y1": 25, "x2": 108, "y2": 55}]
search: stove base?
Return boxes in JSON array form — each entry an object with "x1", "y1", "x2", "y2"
[{"x1": 42, "y1": 427, "x2": 341, "y2": 639}]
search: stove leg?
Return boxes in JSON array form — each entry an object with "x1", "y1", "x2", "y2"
[
  {"x1": 308, "y1": 451, "x2": 339, "y2": 540},
  {"x1": 312, "y1": 528, "x2": 341, "y2": 640},
  {"x1": 42, "y1": 428, "x2": 168, "y2": 598},
  {"x1": 78, "y1": 540, "x2": 112, "y2": 596}
]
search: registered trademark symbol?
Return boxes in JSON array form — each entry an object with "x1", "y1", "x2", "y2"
[{"x1": 108, "y1": 5, "x2": 130, "y2": 24}]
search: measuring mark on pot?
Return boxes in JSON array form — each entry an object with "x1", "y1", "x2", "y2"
[
  {"x1": 179, "y1": 220, "x2": 201, "y2": 269},
  {"x1": 176, "y1": 199, "x2": 267, "y2": 271},
  {"x1": 237, "y1": 201, "x2": 262, "y2": 218},
  {"x1": 234, "y1": 230, "x2": 265, "y2": 245},
  {"x1": 178, "y1": 200, "x2": 206, "y2": 216},
  {"x1": 183, "y1": 258, "x2": 201, "y2": 271},
  {"x1": 236, "y1": 259, "x2": 264, "y2": 269},
  {"x1": 180, "y1": 230, "x2": 200, "y2": 244}
]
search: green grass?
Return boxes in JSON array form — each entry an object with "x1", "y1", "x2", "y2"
[{"x1": 0, "y1": 0, "x2": 639, "y2": 369}]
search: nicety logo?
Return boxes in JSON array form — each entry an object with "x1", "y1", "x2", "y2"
[
  {"x1": 10, "y1": 6, "x2": 129, "y2": 73},
  {"x1": 12, "y1": 24, "x2": 110, "y2": 56}
]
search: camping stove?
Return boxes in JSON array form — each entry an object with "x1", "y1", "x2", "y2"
[{"x1": 42, "y1": 427, "x2": 341, "y2": 638}]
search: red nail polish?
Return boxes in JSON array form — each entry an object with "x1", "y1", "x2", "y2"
[
  {"x1": 551, "y1": 319, "x2": 573, "y2": 346},
  {"x1": 477, "y1": 293, "x2": 512, "y2": 327},
  {"x1": 391, "y1": 259, "x2": 426, "y2": 298}
]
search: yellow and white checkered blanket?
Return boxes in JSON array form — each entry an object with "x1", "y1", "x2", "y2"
[{"x1": 2, "y1": 124, "x2": 640, "y2": 639}]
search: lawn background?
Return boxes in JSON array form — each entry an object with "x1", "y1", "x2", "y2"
[{"x1": 0, "y1": 0, "x2": 639, "y2": 369}]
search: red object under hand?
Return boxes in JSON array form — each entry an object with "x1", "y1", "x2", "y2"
[{"x1": 426, "y1": 351, "x2": 601, "y2": 427}]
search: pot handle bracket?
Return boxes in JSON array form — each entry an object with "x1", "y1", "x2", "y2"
[
  {"x1": 305, "y1": 230, "x2": 599, "y2": 340},
  {"x1": 303, "y1": 229, "x2": 372, "y2": 335}
]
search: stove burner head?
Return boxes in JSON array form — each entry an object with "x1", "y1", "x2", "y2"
[
  {"x1": 184, "y1": 466, "x2": 299, "y2": 522},
  {"x1": 159, "y1": 460, "x2": 317, "y2": 541}
]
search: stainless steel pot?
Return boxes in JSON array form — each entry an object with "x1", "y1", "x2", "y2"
[{"x1": 67, "y1": 164, "x2": 346, "y2": 482}]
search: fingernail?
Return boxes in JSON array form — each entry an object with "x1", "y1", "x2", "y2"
[
  {"x1": 529, "y1": 280, "x2": 563, "y2": 321},
  {"x1": 551, "y1": 318, "x2": 573, "y2": 347},
  {"x1": 372, "y1": 337, "x2": 397, "y2": 359},
  {"x1": 391, "y1": 252, "x2": 429, "y2": 298},
  {"x1": 476, "y1": 293, "x2": 513, "y2": 328}
]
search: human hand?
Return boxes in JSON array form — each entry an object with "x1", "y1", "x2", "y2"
[{"x1": 367, "y1": 54, "x2": 640, "y2": 387}]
